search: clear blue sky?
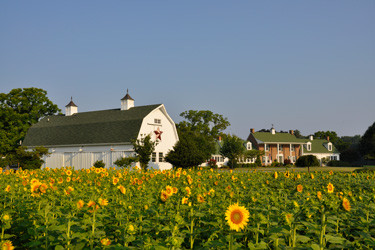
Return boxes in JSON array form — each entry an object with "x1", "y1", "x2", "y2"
[{"x1": 1, "y1": 1, "x2": 374, "y2": 138}]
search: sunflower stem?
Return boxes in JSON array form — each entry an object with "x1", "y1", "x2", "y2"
[
  {"x1": 319, "y1": 209, "x2": 326, "y2": 250},
  {"x1": 229, "y1": 232, "x2": 233, "y2": 250}
]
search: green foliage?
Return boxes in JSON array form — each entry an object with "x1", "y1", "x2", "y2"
[
  {"x1": 0, "y1": 88, "x2": 61, "y2": 155},
  {"x1": 177, "y1": 110, "x2": 230, "y2": 139},
  {"x1": 360, "y1": 121, "x2": 375, "y2": 159},
  {"x1": 293, "y1": 129, "x2": 304, "y2": 139},
  {"x1": 270, "y1": 161, "x2": 283, "y2": 167},
  {"x1": 114, "y1": 156, "x2": 138, "y2": 168},
  {"x1": 165, "y1": 132, "x2": 209, "y2": 168},
  {"x1": 2, "y1": 146, "x2": 50, "y2": 170},
  {"x1": 93, "y1": 160, "x2": 105, "y2": 168},
  {"x1": 132, "y1": 134, "x2": 156, "y2": 170},
  {"x1": 255, "y1": 156, "x2": 262, "y2": 167},
  {"x1": 219, "y1": 134, "x2": 244, "y2": 169},
  {"x1": 340, "y1": 148, "x2": 361, "y2": 163},
  {"x1": 295, "y1": 155, "x2": 320, "y2": 167},
  {"x1": 176, "y1": 110, "x2": 230, "y2": 160}
]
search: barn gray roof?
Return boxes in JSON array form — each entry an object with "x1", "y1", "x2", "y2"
[{"x1": 23, "y1": 104, "x2": 161, "y2": 147}]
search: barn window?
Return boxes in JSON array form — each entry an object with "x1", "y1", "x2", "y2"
[
  {"x1": 154, "y1": 119, "x2": 161, "y2": 124},
  {"x1": 159, "y1": 152, "x2": 164, "y2": 162}
]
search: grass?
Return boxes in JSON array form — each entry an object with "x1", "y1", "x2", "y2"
[{"x1": 232, "y1": 166, "x2": 364, "y2": 172}]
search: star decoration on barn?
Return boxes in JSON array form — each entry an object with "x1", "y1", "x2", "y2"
[{"x1": 154, "y1": 127, "x2": 163, "y2": 140}]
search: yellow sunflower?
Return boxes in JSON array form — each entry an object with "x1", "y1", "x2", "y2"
[
  {"x1": 317, "y1": 191, "x2": 322, "y2": 200},
  {"x1": 182, "y1": 197, "x2": 189, "y2": 204},
  {"x1": 160, "y1": 191, "x2": 168, "y2": 202},
  {"x1": 296, "y1": 184, "x2": 303, "y2": 193},
  {"x1": 165, "y1": 186, "x2": 173, "y2": 196},
  {"x1": 342, "y1": 197, "x2": 351, "y2": 211},
  {"x1": 77, "y1": 200, "x2": 84, "y2": 209},
  {"x1": 112, "y1": 177, "x2": 119, "y2": 185},
  {"x1": 327, "y1": 183, "x2": 334, "y2": 193},
  {"x1": 225, "y1": 204, "x2": 250, "y2": 232},
  {"x1": 117, "y1": 185, "x2": 126, "y2": 194},
  {"x1": 197, "y1": 194, "x2": 205, "y2": 203},
  {"x1": 98, "y1": 198, "x2": 109, "y2": 206},
  {"x1": 1, "y1": 240, "x2": 14, "y2": 250},
  {"x1": 100, "y1": 238, "x2": 111, "y2": 246}
]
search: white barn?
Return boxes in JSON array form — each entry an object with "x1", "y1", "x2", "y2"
[{"x1": 23, "y1": 91, "x2": 179, "y2": 170}]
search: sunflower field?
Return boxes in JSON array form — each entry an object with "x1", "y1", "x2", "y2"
[{"x1": 1, "y1": 167, "x2": 375, "y2": 249}]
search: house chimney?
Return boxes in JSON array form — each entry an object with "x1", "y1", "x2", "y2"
[
  {"x1": 218, "y1": 136, "x2": 222, "y2": 142},
  {"x1": 289, "y1": 130, "x2": 294, "y2": 135},
  {"x1": 65, "y1": 97, "x2": 78, "y2": 116},
  {"x1": 271, "y1": 127, "x2": 276, "y2": 135},
  {"x1": 327, "y1": 136, "x2": 330, "y2": 141},
  {"x1": 309, "y1": 135, "x2": 314, "y2": 141},
  {"x1": 250, "y1": 128, "x2": 255, "y2": 133},
  {"x1": 121, "y1": 89, "x2": 134, "y2": 110}
]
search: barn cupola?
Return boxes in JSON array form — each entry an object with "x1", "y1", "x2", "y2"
[
  {"x1": 121, "y1": 89, "x2": 134, "y2": 110},
  {"x1": 65, "y1": 97, "x2": 78, "y2": 116},
  {"x1": 271, "y1": 125, "x2": 276, "y2": 135}
]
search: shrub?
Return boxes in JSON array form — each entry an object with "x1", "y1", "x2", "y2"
[
  {"x1": 273, "y1": 161, "x2": 283, "y2": 167},
  {"x1": 207, "y1": 159, "x2": 218, "y2": 168},
  {"x1": 295, "y1": 155, "x2": 320, "y2": 167},
  {"x1": 114, "y1": 156, "x2": 138, "y2": 168},
  {"x1": 284, "y1": 159, "x2": 292, "y2": 165},
  {"x1": 327, "y1": 160, "x2": 353, "y2": 167},
  {"x1": 93, "y1": 160, "x2": 105, "y2": 168},
  {"x1": 255, "y1": 156, "x2": 262, "y2": 167}
]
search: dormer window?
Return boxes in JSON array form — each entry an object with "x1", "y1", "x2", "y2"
[
  {"x1": 328, "y1": 142, "x2": 332, "y2": 151},
  {"x1": 246, "y1": 142, "x2": 252, "y2": 150},
  {"x1": 154, "y1": 119, "x2": 161, "y2": 124},
  {"x1": 306, "y1": 142, "x2": 311, "y2": 151}
]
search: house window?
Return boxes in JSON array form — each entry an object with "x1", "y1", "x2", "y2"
[
  {"x1": 291, "y1": 145, "x2": 295, "y2": 152},
  {"x1": 154, "y1": 119, "x2": 161, "y2": 124},
  {"x1": 328, "y1": 143, "x2": 332, "y2": 151},
  {"x1": 152, "y1": 152, "x2": 157, "y2": 162},
  {"x1": 265, "y1": 144, "x2": 270, "y2": 151},
  {"x1": 278, "y1": 145, "x2": 283, "y2": 151},
  {"x1": 159, "y1": 152, "x2": 164, "y2": 162},
  {"x1": 247, "y1": 142, "x2": 252, "y2": 150},
  {"x1": 330, "y1": 156, "x2": 337, "y2": 161}
]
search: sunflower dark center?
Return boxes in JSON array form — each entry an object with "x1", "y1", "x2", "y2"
[{"x1": 231, "y1": 210, "x2": 243, "y2": 224}]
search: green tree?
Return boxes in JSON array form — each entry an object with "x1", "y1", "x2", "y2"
[
  {"x1": 3, "y1": 146, "x2": 50, "y2": 170},
  {"x1": 219, "y1": 134, "x2": 245, "y2": 169},
  {"x1": 178, "y1": 110, "x2": 230, "y2": 139},
  {"x1": 165, "y1": 132, "x2": 210, "y2": 169},
  {"x1": 360, "y1": 121, "x2": 375, "y2": 159},
  {"x1": 295, "y1": 155, "x2": 320, "y2": 171},
  {"x1": 132, "y1": 134, "x2": 156, "y2": 170},
  {"x1": 177, "y1": 110, "x2": 230, "y2": 159},
  {"x1": 313, "y1": 131, "x2": 339, "y2": 143},
  {"x1": 0, "y1": 88, "x2": 60, "y2": 155},
  {"x1": 294, "y1": 129, "x2": 304, "y2": 139}
]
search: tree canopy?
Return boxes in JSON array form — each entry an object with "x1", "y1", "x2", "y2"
[
  {"x1": 165, "y1": 131, "x2": 210, "y2": 168},
  {"x1": 177, "y1": 110, "x2": 230, "y2": 139},
  {"x1": 132, "y1": 134, "x2": 156, "y2": 170},
  {"x1": 0, "y1": 88, "x2": 61, "y2": 155},
  {"x1": 360, "y1": 121, "x2": 375, "y2": 159},
  {"x1": 219, "y1": 134, "x2": 245, "y2": 169}
]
